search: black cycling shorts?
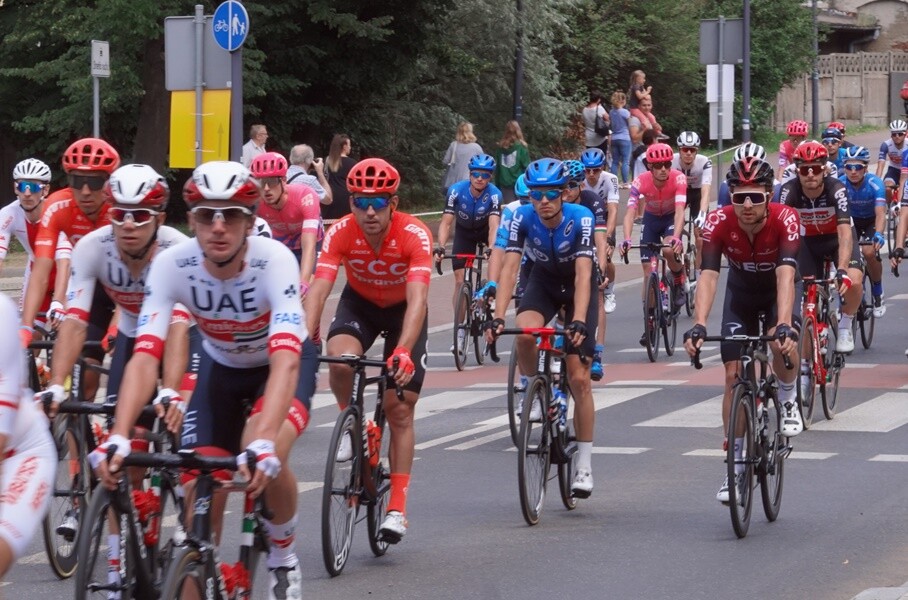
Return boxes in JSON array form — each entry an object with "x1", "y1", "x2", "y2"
[
  {"x1": 719, "y1": 285, "x2": 802, "y2": 363},
  {"x1": 799, "y1": 232, "x2": 861, "y2": 278},
  {"x1": 517, "y1": 266, "x2": 597, "y2": 357},
  {"x1": 452, "y1": 226, "x2": 488, "y2": 271}
]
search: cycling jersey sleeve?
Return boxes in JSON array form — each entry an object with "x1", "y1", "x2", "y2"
[
  {"x1": 902, "y1": 149, "x2": 908, "y2": 174},
  {"x1": 0, "y1": 205, "x2": 15, "y2": 261},
  {"x1": 54, "y1": 232, "x2": 73, "y2": 261},
  {"x1": 63, "y1": 234, "x2": 101, "y2": 324},
  {"x1": 299, "y1": 187, "x2": 321, "y2": 235},
  {"x1": 701, "y1": 158, "x2": 713, "y2": 186},
  {"x1": 879, "y1": 141, "x2": 889, "y2": 162},
  {"x1": 698, "y1": 211, "x2": 725, "y2": 273},
  {"x1": 401, "y1": 218, "x2": 434, "y2": 285},
  {"x1": 505, "y1": 205, "x2": 532, "y2": 253},
  {"x1": 0, "y1": 295, "x2": 24, "y2": 437},
  {"x1": 133, "y1": 250, "x2": 179, "y2": 361},
  {"x1": 628, "y1": 178, "x2": 642, "y2": 211},
  {"x1": 442, "y1": 185, "x2": 458, "y2": 216},
  {"x1": 779, "y1": 141, "x2": 790, "y2": 168},
  {"x1": 263, "y1": 243, "x2": 307, "y2": 355},
  {"x1": 494, "y1": 206, "x2": 514, "y2": 250},
  {"x1": 830, "y1": 179, "x2": 852, "y2": 225},
  {"x1": 672, "y1": 171, "x2": 688, "y2": 206},
  {"x1": 313, "y1": 218, "x2": 349, "y2": 283},
  {"x1": 775, "y1": 205, "x2": 801, "y2": 269},
  {"x1": 488, "y1": 184, "x2": 502, "y2": 217},
  {"x1": 34, "y1": 198, "x2": 67, "y2": 260}
]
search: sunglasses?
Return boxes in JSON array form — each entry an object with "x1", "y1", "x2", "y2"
[
  {"x1": 822, "y1": 138, "x2": 841, "y2": 145},
  {"x1": 16, "y1": 181, "x2": 45, "y2": 194},
  {"x1": 191, "y1": 206, "x2": 253, "y2": 225},
  {"x1": 650, "y1": 161, "x2": 672, "y2": 171},
  {"x1": 797, "y1": 165, "x2": 823, "y2": 176},
  {"x1": 109, "y1": 207, "x2": 160, "y2": 227},
  {"x1": 528, "y1": 189, "x2": 563, "y2": 202},
  {"x1": 260, "y1": 177, "x2": 283, "y2": 188},
  {"x1": 584, "y1": 167, "x2": 602, "y2": 173},
  {"x1": 680, "y1": 147, "x2": 698, "y2": 153},
  {"x1": 843, "y1": 163, "x2": 866, "y2": 172},
  {"x1": 566, "y1": 181, "x2": 581, "y2": 190},
  {"x1": 470, "y1": 171, "x2": 492, "y2": 180},
  {"x1": 730, "y1": 192, "x2": 768, "y2": 206},
  {"x1": 892, "y1": 132, "x2": 906, "y2": 138},
  {"x1": 351, "y1": 195, "x2": 391, "y2": 211},
  {"x1": 68, "y1": 174, "x2": 107, "y2": 191}
]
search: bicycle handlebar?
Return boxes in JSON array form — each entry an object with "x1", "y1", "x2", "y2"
[
  {"x1": 317, "y1": 354, "x2": 406, "y2": 401},
  {"x1": 434, "y1": 251, "x2": 487, "y2": 275},
  {"x1": 493, "y1": 327, "x2": 588, "y2": 364},
  {"x1": 689, "y1": 334, "x2": 792, "y2": 371},
  {"x1": 620, "y1": 242, "x2": 675, "y2": 265}
]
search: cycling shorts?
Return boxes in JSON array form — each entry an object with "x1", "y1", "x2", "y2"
[
  {"x1": 719, "y1": 285, "x2": 802, "y2": 363},
  {"x1": 799, "y1": 232, "x2": 861, "y2": 278},
  {"x1": 0, "y1": 430, "x2": 55, "y2": 558},
  {"x1": 179, "y1": 337, "x2": 318, "y2": 454},
  {"x1": 639, "y1": 212, "x2": 676, "y2": 261},
  {"x1": 884, "y1": 165, "x2": 901, "y2": 187},
  {"x1": 451, "y1": 226, "x2": 488, "y2": 271},
  {"x1": 852, "y1": 216, "x2": 877, "y2": 242},
  {"x1": 516, "y1": 267, "x2": 597, "y2": 357},
  {"x1": 327, "y1": 285, "x2": 429, "y2": 393},
  {"x1": 84, "y1": 285, "x2": 116, "y2": 363},
  {"x1": 685, "y1": 188, "x2": 703, "y2": 213}
]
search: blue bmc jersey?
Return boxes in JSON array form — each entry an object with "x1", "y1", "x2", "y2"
[
  {"x1": 505, "y1": 203, "x2": 595, "y2": 278},
  {"x1": 839, "y1": 172, "x2": 887, "y2": 220},
  {"x1": 443, "y1": 180, "x2": 502, "y2": 232}
]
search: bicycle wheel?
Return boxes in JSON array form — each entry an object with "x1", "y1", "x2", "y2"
[
  {"x1": 726, "y1": 385, "x2": 754, "y2": 539},
  {"x1": 517, "y1": 376, "x2": 551, "y2": 526},
  {"x1": 506, "y1": 337, "x2": 523, "y2": 447},
  {"x1": 555, "y1": 380, "x2": 577, "y2": 511},
  {"x1": 148, "y1": 473, "x2": 184, "y2": 588},
  {"x1": 367, "y1": 415, "x2": 391, "y2": 557},
  {"x1": 158, "y1": 546, "x2": 205, "y2": 599},
  {"x1": 661, "y1": 274, "x2": 677, "y2": 356},
  {"x1": 321, "y1": 407, "x2": 361, "y2": 577},
  {"x1": 759, "y1": 388, "x2": 785, "y2": 522},
  {"x1": 683, "y1": 231, "x2": 697, "y2": 316},
  {"x1": 43, "y1": 417, "x2": 91, "y2": 579},
  {"x1": 887, "y1": 207, "x2": 898, "y2": 256},
  {"x1": 74, "y1": 488, "x2": 138, "y2": 600},
  {"x1": 453, "y1": 283, "x2": 472, "y2": 370},
  {"x1": 820, "y1": 312, "x2": 838, "y2": 420},
  {"x1": 643, "y1": 274, "x2": 660, "y2": 362},
  {"x1": 859, "y1": 275, "x2": 875, "y2": 349},
  {"x1": 799, "y1": 317, "x2": 817, "y2": 429},
  {"x1": 823, "y1": 354, "x2": 842, "y2": 420}
]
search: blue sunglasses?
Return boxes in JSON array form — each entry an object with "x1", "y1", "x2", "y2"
[
  {"x1": 843, "y1": 163, "x2": 866, "y2": 171},
  {"x1": 528, "y1": 189, "x2": 562, "y2": 201},
  {"x1": 470, "y1": 171, "x2": 492, "y2": 180},
  {"x1": 351, "y1": 195, "x2": 391, "y2": 211},
  {"x1": 16, "y1": 181, "x2": 45, "y2": 194}
]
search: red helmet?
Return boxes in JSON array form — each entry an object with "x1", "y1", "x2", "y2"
[
  {"x1": 793, "y1": 140, "x2": 828, "y2": 164},
  {"x1": 786, "y1": 120, "x2": 809, "y2": 137},
  {"x1": 62, "y1": 137, "x2": 121, "y2": 174},
  {"x1": 827, "y1": 121, "x2": 846, "y2": 134},
  {"x1": 182, "y1": 161, "x2": 261, "y2": 208},
  {"x1": 249, "y1": 152, "x2": 288, "y2": 179},
  {"x1": 347, "y1": 158, "x2": 400, "y2": 195},
  {"x1": 726, "y1": 157, "x2": 774, "y2": 191},
  {"x1": 645, "y1": 143, "x2": 674, "y2": 164}
]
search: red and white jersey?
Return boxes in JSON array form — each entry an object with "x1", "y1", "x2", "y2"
[
  {"x1": 134, "y1": 235, "x2": 306, "y2": 368},
  {"x1": 0, "y1": 294, "x2": 48, "y2": 452},
  {"x1": 628, "y1": 169, "x2": 687, "y2": 216},
  {"x1": 255, "y1": 183, "x2": 322, "y2": 252},
  {"x1": 0, "y1": 200, "x2": 72, "y2": 263},
  {"x1": 34, "y1": 189, "x2": 110, "y2": 260},
  {"x1": 65, "y1": 225, "x2": 191, "y2": 337}
]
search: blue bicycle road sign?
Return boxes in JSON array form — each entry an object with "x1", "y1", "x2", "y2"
[{"x1": 212, "y1": 1, "x2": 249, "y2": 52}]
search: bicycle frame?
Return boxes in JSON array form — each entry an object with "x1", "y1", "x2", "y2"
[{"x1": 801, "y1": 275, "x2": 834, "y2": 386}]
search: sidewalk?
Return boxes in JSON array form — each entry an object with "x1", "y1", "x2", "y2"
[{"x1": 852, "y1": 583, "x2": 908, "y2": 600}]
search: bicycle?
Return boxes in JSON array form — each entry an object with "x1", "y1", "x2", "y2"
[
  {"x1": 318, "y1": 354, "x2": 403, "y2": 576},
  {"x1": 854, "y1": 240, "x2": 879, "y2": 349},
  {"x1": 885, "y1": 184, "x2": 901, "y2": 256},
  {"x1": 622, "y1": 242, "x2": 679, "y2": 362},
  {"x1": 157, "y1": 449, "x2": 271, "y2": 599},
  {"x1": 691, "y1": 313, "x2": 793, "y2": 539},
  {"x1": 495, "y1": 328, "x2": 578, "y2": 526},
  {"x1": 680, "y1": 216, "x2": 698, "y2": 317},
  {"x1": 435, "y1": 245, "x2": 494, "y2": 370},
  {"x1": 799, "y1": 269, "x2": 844, "y2": 427}
]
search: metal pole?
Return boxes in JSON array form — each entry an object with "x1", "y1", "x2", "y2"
[
  {"x1": 811, "y1": 0, "x2": 820, "y2": 138},
  {"x1": 194, "y1": 4, "x2": 204, "y2": 167},
  {"x1": 717, "y1": 16, "x2": 724, "y2": 183},
  {"x1": 230, "y1": 48, "x2": 243, "y2": 162},
  {"x1": 512, "y1": 0, "x2": 524, "y2": 123},
  {"x1": 742, "y1": 0, "x2": 752, "y2": 142},
  {"x1": 93, "y1": 77, "x2": 100, "y2": 137}
]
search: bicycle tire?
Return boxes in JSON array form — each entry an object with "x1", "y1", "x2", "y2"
[
  {"x1": 517, "y1": 376, "x2": 550, "y2": 526},
  {"x1": 683, "y1": 230, "x2": 697, "y2": 316},
  {"x1": 149, "y1": 473, "x2": 184, "y2": 588},
  {"x1": 453, "y1": 283, "x2": 472, "y2": 371},
  {"x1": 556, "y1": 380, "x2": 577, "y2": 511},
  {"x1": 643, "y1": 274, "x2": 660, "y2": 362},
  {"x1": 887, "y1": 208, "x2": 898, "y2": 256},
  {"x1": 859, "y1": 274, "x2": 875, "y2": 349},
  {"x1": 43, "y1": 417, "x2": 90, "y2": 579},
  {"x1": 472, "y1": 300, "x2": 487, "y2": 366},
  {"x1": 759, "y1": 387, "x2": 785, "y2": 522},
  {"x1": 74, "y1": 488, "x2": 140, "y2": 600},
  {"x1": 367, "y1": 414, "x2": 391, "y2": 557},
  {"x1": 819, "y1": 311, "x2": 838, "y2": 419},
  {"x1": 799, "y1": 317, "x2": 817, "y2": 428},
  {"x1": 158, "y1": 546, "x2": 205, "y2": 600},
  {"x1": 661, "y1": 273, "x2": 677, "y2": 356},
  {"x1": 321, "y1": 407, "x2": 361, "y2": 577},
  {"x1": 726, "y1": 385, "x2": 754, "y2": 539},
  {"x1": 823, "y1": 354, "x2": 842, "y2": 420},
  {"x1": 506, "y1": 337, "x2": 523, "y2": 447}
]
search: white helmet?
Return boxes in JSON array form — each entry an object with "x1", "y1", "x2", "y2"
[
  {"x1": 182, "y1": 161, "x2": 261, "y2": 207},
  {"x1": 676, "y1": 131, "x2": 701, "y2": 148},
  {"x1": 733, "y1": 142, "x2": 767, "y2": 162},
  {"x1": 890, "y1": 119, "x2": 907, "y2": 133},
  {"x1": 13, "y1": 158, "x2": 52, "y2": 182},
  {"x1": 106, "y1": 164, "x2": 169, "y2": 208}
]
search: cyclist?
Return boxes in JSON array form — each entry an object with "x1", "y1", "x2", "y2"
[
  {"x1": 620, "y1": 142, "x2": 688, "y2": 341},
  {"x1": 19, "y1": 138, "x2": 121, "y2": 405},
  {"x1": 717, "y1": 143, "x2": 769, "y2": 208},
  {"x1": 0, "y1": 158, "x2": 72, "y2": 332},
  {"x1": 250, "y1": 151, "x2": 321, "y2": 293},
  {"x1": 828, "y1": 121, "x2": 854, "y2": 149},
  {"x1": 778, "y1": 119, "x2": 808, "y2": 181},
  {"x1": 876, "y1": 119, "x2": 907, "y2": 192},
  {"x1": 435, "y1": 154, "x2": 501, "y2": 354},
  {"x1": 779, "y1": 141, "x2": 862, "y2": 353},
  {"x1": 839, "y1": 146, "x2": 887, "y2": 317},
  {"x1": 0, "y1": 293, "x2": 56, "y2": 580},
  {"x1": 682, "y1": 156, "x2": 801, "y2": 504},
  {"x1": 565, "y1": 159, "x2": 609, "y2": 381},
  {"x1": 93, "y1": 161, "x2": 318, "y2": 599},
  {"x1": 822, "y1": 127, "x2": 846, "y2": 172},
  {"x1": 487, "y1": 157, "x2": 598, "y2": 498},
  {"x1": 579, "y1": 148, "x2": 620, "y2": 315},
  {"x1": 483, "y1": 174, "x2": 533, "y2": 307},
  {"x1": 673, "y1": 131, "x2": 713, "y2": 274},
  {"x1": 305, "y1": 158, "x2": 432, "y2": 543}
]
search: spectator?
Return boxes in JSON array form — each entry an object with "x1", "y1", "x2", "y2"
[
  {"x1": 609, "y1": 91, "x2": 632, "y2": 187},
  {"x1": 632, "y1": 129, "x2": 659, "y2": 180},
  {"x1": 442, "y1": 122, "x2": 483, "y2": 192},
  {"x1": 493, "y1": 120, "x2": 530, "y2": 203},
  {"x1": 287, "y1": 144, "x2": 332, "y2": 206},
  {"x1": 630, "y1": 97, "x2": 663, "y2": 140},
  {"x1": 582, "y1": 90, "x2": 610, "y2": 152},
  {"x1": 241, "y1": 124, "x2": 268, "y2": 167},
  {"x1": 323, "y1": 134, "x2": 357, "y2": 221},
  {"x1": 627, "y1": 70, "x2": 652, "y2": 110}
]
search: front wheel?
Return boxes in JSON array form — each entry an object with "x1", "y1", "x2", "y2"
[
  {"x1": 661, "y1": 274, "x2": 677, "y2": 356},
  {"x1": 759, "y1": 389, "x2": 785, "y2": 522},
  {"x1": 73, "y1": 488, "x2": 138, "y2": 600},
  {"x1": 321, "y1": 407, "x2": 361, "y2": 577},
  {"x1": 517, "y1": 377, "x2": 551, "y2": 526},
  {"x1": 799, "y1": 318, "x2": 817, "y2": 429},
  {"x1": 43, "y1": 418, "x2": 89, "y2": 579},
  {"x1": 643, "y1": 274, "x2": 661, "y2": 362},
  {"x1": 453, "y1": 283, "x2": 472, "y2": 370},
  {"x1": 727, "y1": 385, "x2": 755, "y2": 539},
  {"x1": 506, "y1": 337, "x2": 524, "y2": 447},
  {"x1": 158, "y1": 546, "x2": 206, "y2": 600},
  {"x1": 859, "y1": 275, "x2": 875, "y2": 349},
  {"x1": 823, "y1": 354, "x2": 843, "y2": 420},
  {"x1": 683, "y1": 231, "x2": 697, "y2": 316}
]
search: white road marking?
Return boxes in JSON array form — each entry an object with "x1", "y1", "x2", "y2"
[
  {"x1": 869, "y1": 454, "x2": 908, "y2": 462},
  {"x1": 684, "y1": 448, "x2": 836, "y2": 459},
  {"x1": 810, "y1": 392, "x2": 908, "y2": 432},
  {"x1": 636, "y1": 395, "x2": 723, "y2": 428}
]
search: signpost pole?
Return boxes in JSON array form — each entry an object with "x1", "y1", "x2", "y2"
[
  {"x1": 93, "y1": 77, "x2": 100, "y2": 137},
  {"x1": 90, "y1": 40, "x2": 110, "y2": 138},
  {"x1": 717, "y1": 15, "x2": 725, "y2": 183},
  {"x1": 230, "y1": 49, "x2": 243, "y2": 162},
  {"x1": 194, "y1": 4, "x2": 204, "y2": 167},
  {"x1": 742, "y1": 0, "x2": 752, "y2": 142}
]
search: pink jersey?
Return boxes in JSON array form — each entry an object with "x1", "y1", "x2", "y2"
[
  {"x1": 255, "y1": 183, "x2": 322, "y2": 252},
  {"x1": 628, "y1": 169, "x2": 687, "y2": 216},
  {"x1": 779, "y1": 140, "x2": 799, "y2": 169}
]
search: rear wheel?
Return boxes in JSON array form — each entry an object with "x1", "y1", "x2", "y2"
[
  {"x1": 643, "y1": 274, "x2": 660, "y2": 362},
  {"x1": 517, "y1": 377, "x2": 550, "y2": 526},
  {"x1": 661, "y1": 274, "x2": 677, "y2": 356},
  {"x1": 823, "y1": 354, "x2": 843, "y2": 420},
  {"x1": 759, "y1": 389, "x2": 785, "y2": 522},
  {"x1": 453, "y1": 283, "x2": 472, "y2": 370},
  {"x1": 799, "y1": 318, "x2": 817, "y2": 429},
  {"x1": 43, "y1": 418, "x2": 90, "y2": 579},
  {"x1": 506, "y1": 337, "x2": 524, "y2": 447},
  {"x1": 556, "y1": 382, "x2": 577, "y2": 511},
  {"x1": 820, "y1": 312, "x2": 838, "y2": 420},
  {"x1": 859, "y1": 274, "x2": 875, "y2": 349},
  {"x1": 727, "y1": 385, "x2": 754, "y2": 539},
  {"x1": 321, "y1": 407, "x2": 361, "y2": 577},
  {"x1": 158, "y1": 546, "x2": 205, "y2": 600},
  {"x1": 73, "y1": 488, "x2": 138, "y2": 600}
]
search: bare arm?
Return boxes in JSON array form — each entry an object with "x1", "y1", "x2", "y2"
[
  {"x1": 49, "y1": 319, "x2": 88, "y2": 390},
  {"x1": 436, "y1": 213, "x2": 455, "y2": 250},
  {"x1": 775, "y1": 265, "x2": 796, "y2": 327},
  {"x1": 298, "y1": 232, "x2": 317, "y2": 289},
  {"x1": 52, "y1": 257, "x2": 71, "y2": 304},
  {"x1": 571, "y1": 257, "x2": 593, "y2": 324},
  {"x1": 486, "y1": 215, "x2": 500, "y2": 249},
  {"x1": 312, "y1": 159, "x2": 333, "y2": 206},
  {"x1": 836, "y1": 222, "x2": 853, "y2": 271},
  {"x1": 254, "y1": 350, "x2": 300, "y2": 443},
  {"x1": 692, "y1": 269, "x2": 719, "y2": 327},
  {"x1": 304, "y1": 277, "x2": 334, "y2": 338},
  {"x1": 110, "y1": 352, "x2": 162, "y2": 439},
  {"x1": 161, "y1": 320, "x2": 190, "y2": 392},
  {"x1": 20, "y1": 256, "x2": 53, "y2": 329}
]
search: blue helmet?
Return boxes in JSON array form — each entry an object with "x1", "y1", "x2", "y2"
[
  {"x1": 580, "y1": 148, "x2": 605, "y2": 169},
  {"x1": 514, "y1": 174, "x2": 530, "y2": 202},
  {"x1": 468, "y1": 153, "x2": 496, "y2": 172},
  {"x1": 525, "y1": 158, "x2": 567, "y2": 187},
  {"x1": 563, "y1": 159, "x2": 585, "y2": 183},
  {"x1": 821, "y1": 127, "x2": 843, "y2": 142},
  {"x1": 843, "y1": 145, "x2": 870, "y2": 163}
]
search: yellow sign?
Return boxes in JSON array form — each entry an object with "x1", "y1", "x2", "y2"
[{"x1": 169, "y1": 90, "x2": 231, "y2": 169}]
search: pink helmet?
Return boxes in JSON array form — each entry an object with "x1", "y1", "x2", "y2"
[
  {"x1": 249, "y1": 152, "x2": 288, "y2": 179},
  {"x1": 645, "y1": 143, "x2": 674, "y2": 164},
  {"x1": 786, "y1": 120, "x2": 809, "y2": 137}
]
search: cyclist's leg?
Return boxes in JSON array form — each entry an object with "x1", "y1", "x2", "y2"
[
  {"x1": 514, "y1": 270, "x2": 557, "y2": 377},
  {"x1": 638, "y1": 212, "x2": 663, "y2": 299},
  {"x1": 839, "y1": 233, "x2": 864, "y2": 321},
  {"x1": 449, "y1": 227, "x2": 475, "y2": 313},
  {"x1": 325, "y1": 286, "x2": 380, "y2": 407}
]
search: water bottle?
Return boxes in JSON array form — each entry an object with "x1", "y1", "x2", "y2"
[
  {"x1": 553, "y1": 390, "x2": 567, "y2": 432},
  {"x1": 660, "y1": 282, "x2": 669, "y2": 312},
  {"x1": 818, "y1": 324, "x2": 828, "y2": 355},
  {"x1": 366, "y1": 420, "x2": 382, "y2": 468}
]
